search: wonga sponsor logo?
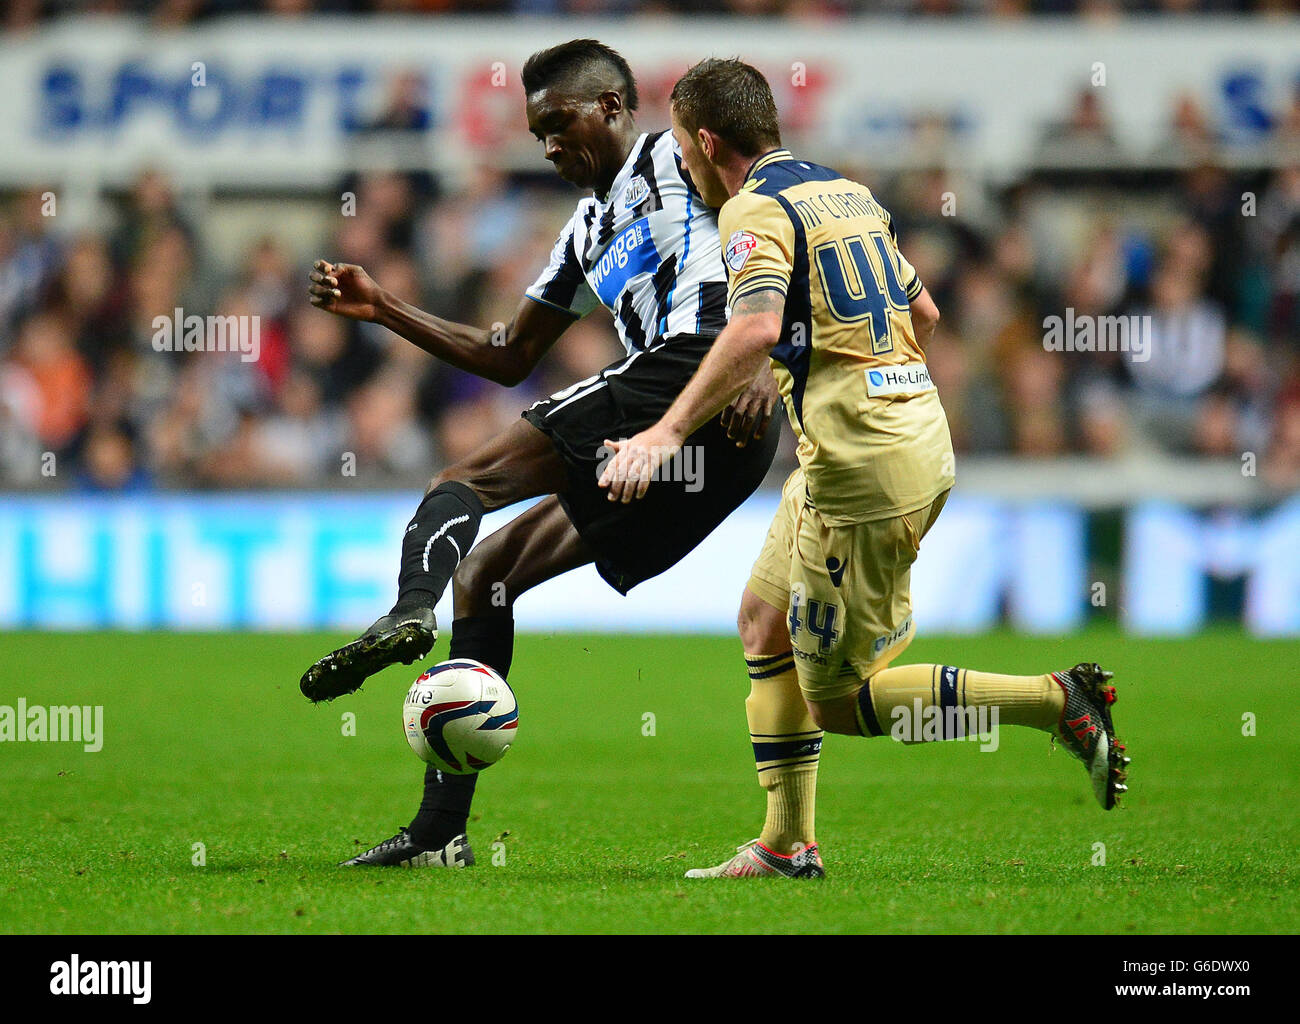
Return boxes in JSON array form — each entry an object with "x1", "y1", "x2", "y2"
[{"x1": 590, "y1": 218, "x2": 659, "y2": 306}]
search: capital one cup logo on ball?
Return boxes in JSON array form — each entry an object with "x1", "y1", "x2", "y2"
[{"x1": 403, "y1": 660, "x2": 518, "y2": 774}]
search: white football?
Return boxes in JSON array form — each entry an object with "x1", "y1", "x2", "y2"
[{"x1": 402, "y1": 659, "x2": 518, "y2": 774}]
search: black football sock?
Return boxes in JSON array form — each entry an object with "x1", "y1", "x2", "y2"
[
  {"x1": 408, "y1": 767, "x2": 478, "y2": 849},
  {"x1": 392, "y1": 481, "x2": 483, "y2": 613},
  {"x1": 447, "y1": 615, "x2": 516, "y2": 677},
  {"x1": 407, "y1": 616, "x2": 516, "y2": 849}
]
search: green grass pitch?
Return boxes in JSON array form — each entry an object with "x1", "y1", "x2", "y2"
[{"x1": 1, "y1": 627, "x2": 1295, "y2": 934}]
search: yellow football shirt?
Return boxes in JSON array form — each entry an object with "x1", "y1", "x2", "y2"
[{"x1": 717, "y1": 149, "x2": 954, "y2": 525}]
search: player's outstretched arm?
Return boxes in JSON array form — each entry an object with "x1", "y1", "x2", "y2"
[
  {"x1": 910, "y1": 285, "x2": 940, "y2": 348},
  {"x1": 308, "y1": 260, "x2": 570, "y2": 386},
  {"x1": 599, "y1": 290, "x2": 784, "y2": 503}
]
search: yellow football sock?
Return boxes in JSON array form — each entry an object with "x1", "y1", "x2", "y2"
[
  {"x1": 745, "y1": 651, "x2": 820, "y2": 853},
  {"x1": 855, "y1": 663, "x2": 1064, "y2": 739}
]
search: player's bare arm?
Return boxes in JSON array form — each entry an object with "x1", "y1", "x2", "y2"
[
  {"x1": 911, "y1": 285, "x2": 940, "y2": 348},
  {"x1": 599, "y1": 289, "x2": 783, "y2": 502},
  {"x1": 308, "y1": 259, "x2": 570, "y2": 386}
]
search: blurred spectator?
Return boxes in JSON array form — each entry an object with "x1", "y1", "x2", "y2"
[
  {"x1": 2, "y1": 0, "x2": 42, "y2": 35},
  {"x1": 1126, "y1": 257, "x2": 1228, "y2": 451},
  {"x1": 0, "y1": 362, "x2": 44, "y2": 483},
  {"x1": 1154, "y1": 94, "x2": 1218, "y2": 166},
  {"x1": 112, "y1": 169, "x2": 195, "y2": 272},
  {"x1": 257, "y1": 369, "x2": 348, "y2": 481},
  {"x1": 1035, "y1": 86, "x2": 1121, "y2": 167},
  {"x1": 357, "y1": 70, "x2": 432, "y2": 135},
  {"x1": 1264, "y1": 389, "x2": 1300, "y2": 492},
  {"x1": 7, "y1": 312, "x2": 93, "y2": 451},
  {"x1": 0, "y1": 189, "x2": 61, "y2": 340},
  {"x1": 1005, "y1": 338, "x2": 1068, "y2": 455},
  {"x1": 74, "y1": 420, "x2": 152, "y2": 492},
  {"x1": 344, "y1": 365, "x2": 433, "y2": 478}
]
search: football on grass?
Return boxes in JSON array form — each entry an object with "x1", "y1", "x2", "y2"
[{"x1": 402, "y1": 659, "x2": 518, "y2": 774}]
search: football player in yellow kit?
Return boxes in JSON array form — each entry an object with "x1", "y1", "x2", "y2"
[{"x1": 601, "y1": 58, "x2": 1129, "y2": 879}]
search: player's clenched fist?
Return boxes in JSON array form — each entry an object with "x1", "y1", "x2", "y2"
[{"x1": 308, "y1": 259, "x2": 383, "y2": 322}]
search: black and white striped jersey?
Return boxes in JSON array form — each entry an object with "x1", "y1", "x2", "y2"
[{"x1": 525, "y1": 131, "x2": 728, "y2": 353}]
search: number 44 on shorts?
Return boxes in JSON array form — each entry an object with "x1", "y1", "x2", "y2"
[{"x1": 789, "y1": 594, "x2": 840, "y2": 652}]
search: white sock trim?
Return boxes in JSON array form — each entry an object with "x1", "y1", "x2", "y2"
[{"x1": 422, "y1": 514, "x2": 471, "y2": 572}]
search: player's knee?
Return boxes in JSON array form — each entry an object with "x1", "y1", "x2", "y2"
[
  {"x1": 805, "y1": 695, "x2": 859, "y2": 735},
  {"x1": 427, "y1": 466, "x2": 480, "y2": 500},
  {"x1": 737, "y1": 586, "x2": 789, "y2": 653},
  {"x1": 452, "y1": 545, "x2": 513, "y2": 614},
  {"x1": 426, "y1": 467, "x2": 453, "y2": 496},
  {"x1": 736, "y1": 602, "x2": 752, "y2": 645}
]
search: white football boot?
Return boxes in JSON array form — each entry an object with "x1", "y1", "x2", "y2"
[{"x1": 685, "y1": 838, "x2": 824, "y2": 879}]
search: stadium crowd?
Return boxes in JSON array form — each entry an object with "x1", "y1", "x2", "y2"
[{"x1": 0, "y1": 44, "x2": 1297, "y2": 494}]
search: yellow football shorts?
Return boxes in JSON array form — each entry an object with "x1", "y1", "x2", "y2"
[{"x1": 747, "y1": 469, "x2": 950, "y2": 702}]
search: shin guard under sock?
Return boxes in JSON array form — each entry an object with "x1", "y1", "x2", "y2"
[{"x1": 393, "y1": 481, "x2": 483, "y2": 612}]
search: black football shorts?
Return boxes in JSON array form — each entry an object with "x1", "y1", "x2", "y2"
[{"x1": 522, "y1": 334, "x2": 779, "y2": 595}]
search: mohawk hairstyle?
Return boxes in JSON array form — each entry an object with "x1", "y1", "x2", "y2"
[{"x1": 521, "y1": 39, "x2": 639, "y2": 112}]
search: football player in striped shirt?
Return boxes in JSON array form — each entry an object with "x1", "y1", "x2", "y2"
[
  {"x1": 300, "y1": 41, "x2": 815, "y2": 870},
  {"x1": 601, "y1": 59, "x2": 1129, "y2": 879}
]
